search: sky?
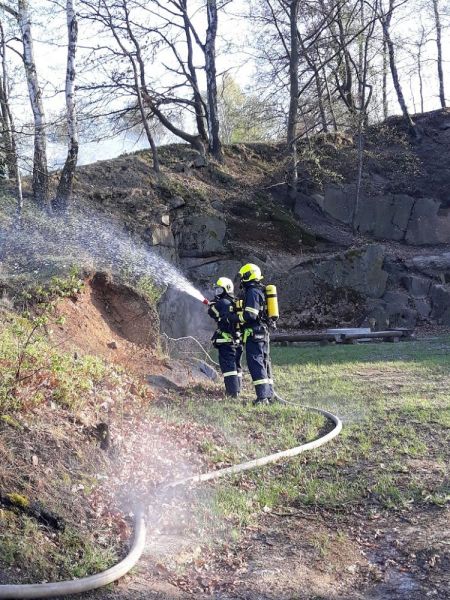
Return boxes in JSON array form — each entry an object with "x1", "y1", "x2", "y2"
[{"x1": 3, "y1": 0, "x2": 449, "y2": 169}]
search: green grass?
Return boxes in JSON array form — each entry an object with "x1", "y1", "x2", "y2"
[
  {"x1": 0, "y1": 511, "x2": 120, "y2": 583},
  {"x1": 157, "y1": 337, "x2": 450, "y2": 538},
  {"x1": 0, "y1": 311, "x2": 107, "y2": 413}
]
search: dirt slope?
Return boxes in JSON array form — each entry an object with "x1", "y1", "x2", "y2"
[{"x1": 52, "y1": 273, "x2": 161, "y2": 377}]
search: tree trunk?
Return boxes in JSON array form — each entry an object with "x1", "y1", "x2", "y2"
[
  {"x1": 315, "y1": 71, "x2": 328, "y2": 133},
  {"x1": 180, "y1": 1, "x2": 208, "y2": 145},
  {"x1": 0, "y1": 20, "x2": 22, "y2": 215},
  {"x1": 115, "y1": 0, "x2": 160, "y2": 173},
  {"x1": 418, "y1": 48, "x2": 424, "y2": 113},
  {"x1": 18, "y1": 0, "x2": 49, "y2": 210},
  {"x1": 0, "y1": 78, "x2": 14, "y2": 175},
  {"x1": 323, "y1": 67, "x2": 338, "y2": 131},
  {"x1": 286, "y1": 0, "x2": 300, "y2": 202},
  {"x1": 381, "y1": 9, "x2": 417, "y2": 136},
  {"x1": 142, "y1": 90, "x2": 206, "y2": 155},
  {"x1": 335, "y1": 0, "x2": 356, "y2": 115},
  {"x1": 53, "y1": 0, "x2": 79, "y2": 212},
  {"x1": 382, "y1": 36, "x2": 388, "y2": 120},
  {"x1": 205, "y1": 0, "x2": 222, "y2": 161},
  {"x1": 432, "y1": 0, "x2": 446, "y2": 108}
]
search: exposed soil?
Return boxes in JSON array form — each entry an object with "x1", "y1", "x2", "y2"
[
  {"x1": 76, "y1": 503, "x2": 449, "y2": 600},
  {"x1": 52, "y1": 273, "x2": 162, "y2": 378}
]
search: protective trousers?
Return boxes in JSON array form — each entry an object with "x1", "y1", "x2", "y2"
[
  {"x1": 217, "y1": 343, "x2": 243, "y2": 397},
  {"x1": 245, "y1": 335, "x2": 273, "y2": 400}
]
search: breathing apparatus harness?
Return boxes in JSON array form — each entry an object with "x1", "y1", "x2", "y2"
[{"x1": 236, "y1": 281, "x2": 279, "y2": 345}]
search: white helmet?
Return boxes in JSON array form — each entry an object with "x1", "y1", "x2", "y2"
[{"x1": 215, "y1": 276, "x2": 234, "y2": 295}]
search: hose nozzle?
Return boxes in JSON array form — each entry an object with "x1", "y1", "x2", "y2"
[{"x1": 202, "y1": 298, "x2": 210, "y2": 306}]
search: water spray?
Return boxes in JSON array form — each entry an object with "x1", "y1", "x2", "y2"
[{"x1": 1, "y1": 206, "x2": 209, "y2": 305}]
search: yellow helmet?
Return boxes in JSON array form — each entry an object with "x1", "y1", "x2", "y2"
[
  {"x1": 238, "y1": 263, "x2": 263, "y2": 283},
  {"x1": 215, "y1": 276, "x2": 234, "y2": 294}
]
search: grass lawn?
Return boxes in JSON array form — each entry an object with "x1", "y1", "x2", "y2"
[{"x1": 157, "y1": 337, "x2": 450, "y2": 533}]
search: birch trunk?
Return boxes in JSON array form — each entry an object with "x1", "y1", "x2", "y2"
[
  {"x1": 432, "y1": 0, "x2": 446, "y2": 108},
  {"x1": 287, "y1": 0, "x2": 300, "y2": 202},
  {"x1": 53, "y1": 0, "x2": 78, "y2": 212},
  {"x1": 0, "y1": 20, "x2": 22, "y2": 216},
  {"x1": 205, "y1": 0, "x2": 222, "y2": 161},
  {"x1": 18, "y1": 0, "x2": 49, "y2": 209}
]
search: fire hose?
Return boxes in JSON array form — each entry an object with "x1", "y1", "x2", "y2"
[{"x1": 0, "y1": 401, "x2": 341, "y2": 599}]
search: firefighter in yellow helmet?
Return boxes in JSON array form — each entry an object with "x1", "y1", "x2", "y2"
[
  {"x1": 208, "y1": 276, "x2": 243, "y2": 398},
  {"x1": 229, "y1": 263, "x2": 275, "y2": 405}
]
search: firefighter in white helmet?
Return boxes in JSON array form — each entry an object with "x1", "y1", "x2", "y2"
[{"x1": 207, "y1": 277, "x2": 243, "y2": 397}]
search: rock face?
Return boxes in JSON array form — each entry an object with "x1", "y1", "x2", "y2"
[
  {"x1": 430, "y1": 284, "x2": 450, "y2": 325},
  {"x1": 405, "y1": 198, "x2": 450, "y2": 245},
  {"x1": 356, "y1": 194, "x2": 414, "y2": 241},
  {"x1": 323, "y1": 184, "x2": 355, "y2": 224},
  {"x1": 174, "y1": 214, "x2": 227, "y2": 258},
  {"x1": 311, "y1": 245, "x2": 388, "y2": 298},
  {"x1": 319, "y1": 184, "x2": 450, "y2": 245},
  {"x1": 158, "y1": 286, "x2": 215, "y2": 341},
  {"x1": 406, "y1": 252, "x2": 450, "y2": 276}
]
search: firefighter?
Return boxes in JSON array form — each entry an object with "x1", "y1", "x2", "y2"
[
  {"x1": 232, "y1": 263, "x2": 275, "y2": 406},
  {"x1": 208, "y1": 277, "x2": 243, "y2": 398}
]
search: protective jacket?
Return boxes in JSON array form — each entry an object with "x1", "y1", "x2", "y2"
[
  {"x1": 208, "y1": 293, "x2": 242, "y2": 397},
  {"x1": 208, "y1": 293, "x2": 238, "y2": 342},
  {"x1": 231, "y1": 282, "x2": 274, "y2": 401}
]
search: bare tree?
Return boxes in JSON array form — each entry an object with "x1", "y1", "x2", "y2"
[
  {"x1": 286, "y1": 0, "x2": 300, "y2": 200},
  {"x1": 0, "y1": 0, "x2": 50, "y2": 209},
  {"x1": 382, "y1": 34, "x2": 388, "y2": 119},
  {"x1": 378, "y1": 0, "x2": 417, "y2": 136},
  {"x1": 353, "y1": 0, "x2": 378, "y2": 231},
  {"x1": 0, "y1": 18, "x2": 22, "y2": 215},
  {"x1": 53, "y1": 0, "x2": 79, "y2": 212},
  {"x1": 143, "y1": 0, "x2": 225, "y2": 159},
  {"x1": 79, "y1": 0, "x2": 162, "y2": 169},
  {"x1": 431, "y1": 0, "x2": 446, "y2": 108},
  {"x1": 205, "y1": 0, "x2": 222, "y2": 160},
  {"x1": 406, "y1": 23, "x2": 428, "y2": 114}
]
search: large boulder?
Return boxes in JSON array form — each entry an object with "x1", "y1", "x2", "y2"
[
  {"x1": 145, "y1": 224, "x2": 175, "y2": 247},
  {"x1": 311, "y1": 245, "x2": 388, "y2": 298},
  {"x1": 175, "y1": 214, "x2": 227, "y2": 258},
  {"x1": 319, "y1": 183, "x2": 450, "y2": 245},
  {"x1": 365, "y1": 297, "x2": 417, "y2": 330}
]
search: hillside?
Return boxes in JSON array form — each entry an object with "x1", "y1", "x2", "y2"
[{"x1": 68, "y1": 109, "x2": 450, "y2": 338}]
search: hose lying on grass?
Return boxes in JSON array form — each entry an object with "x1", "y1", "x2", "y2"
[{"x1": 0, "y1": 402, "x2": 341, "y2": 599}]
